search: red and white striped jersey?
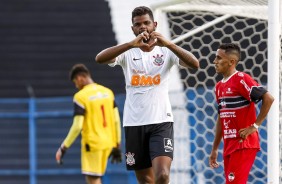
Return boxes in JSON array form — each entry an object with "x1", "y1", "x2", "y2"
[{"x1": 215, "y1": 71, "x2": 267, "y2": 156}]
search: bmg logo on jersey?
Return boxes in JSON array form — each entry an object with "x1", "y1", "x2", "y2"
[
  {"x1": 131, "y1": 74, "x2": 161, "y2": 86},
  {"x1": 164, "y1": 138, "x2": 173, "y2": 152}
]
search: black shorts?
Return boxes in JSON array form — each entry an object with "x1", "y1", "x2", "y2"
[{"x1": 124, "y1": 122, "x2": 174, "y2": 170}]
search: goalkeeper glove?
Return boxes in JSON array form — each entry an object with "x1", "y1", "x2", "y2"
[
  {"x1": 109, "y1": 147, "x2": 122, "y2": 164},
  {"x1": 56, "y1": 145, "x2": 67, "y2": 165}
]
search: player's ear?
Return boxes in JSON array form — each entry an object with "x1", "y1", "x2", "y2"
[
  {"x1": 229, "y1": 58, "x2": 236, "y2": 66},
  {"x1": 154, "y1": 21, "x2": 157, "y2": 28}
]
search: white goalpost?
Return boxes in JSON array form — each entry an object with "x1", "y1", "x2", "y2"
[
  {"x1": 152, "y1": 0, "x2": 281, "y2": 183},
  {"x1": 267, "y1": 0, "x2": 280, "y2": 183}
]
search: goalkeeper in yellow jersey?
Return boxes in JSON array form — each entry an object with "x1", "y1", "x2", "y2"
[{"x1": 55, "y1": 64, "x2": 122, "y2": 184}]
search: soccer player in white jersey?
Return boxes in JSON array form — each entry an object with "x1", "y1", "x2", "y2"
[{"x1": 95, "y1": 6, "x2": 199, "y2": 184}]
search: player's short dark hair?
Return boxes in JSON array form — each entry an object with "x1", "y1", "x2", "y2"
[
  {"x1": 219, "y1": 43, "x2": 241, "y2": 61},
  {"x1": 132, "y1": 6, "x2": 154, "y2": 23},
  {"x1": 69, "y1": 64, "x2": 90, "y2": 81}
]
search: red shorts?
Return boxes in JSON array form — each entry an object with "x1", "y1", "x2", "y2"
[{"x1": 224, "y1": 148, "x2": 258, "y2": 184}]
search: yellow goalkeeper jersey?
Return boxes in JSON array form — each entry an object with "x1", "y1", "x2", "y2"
[{"x1": 73, "y1": 83, "x2": 119, "y2": 151}]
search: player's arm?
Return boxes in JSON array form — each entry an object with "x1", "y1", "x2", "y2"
[
  {"x1": 55, "y1": 115, "x2": 84, "y2": 165},
  {"x1": 166, "y1": 43, "x2": 199, "y2": 69},
  {"x1": 62, "y1": 115, "x2": 84, "y2": 148},
  {"x1": 254, "y1": 91, "x2": 274, "y2": 127},
  {"x1": 238, "y1": 78, "x2": 274, "y2": 139},
  {"x1": 114, "y1": 106, "x2": 121, "y2": 147},
  {"x1": 96, "y1": 34, "x2": 146, "y2": 64},
  {"x1": 95, "y1": 44, "x2": 132, "y2": 64},
  {"x1": 239, "y1": 91, "x2": 274, "y2": 139},
  {"x1": 109, "y1": 104, "x2": 122, "y2": 164},
  {"x1": 209, "y1": 116, "x2": 222, "y2": 169}
]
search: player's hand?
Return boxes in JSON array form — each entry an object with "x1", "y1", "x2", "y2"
[
  {"x1": 149, "y1": 31, "x2": 171, "y2": 47},
  {"x1": 130, "y1": 32, "x2": 148, "y2": 47},
  {"x1": 238, "y1": 125, "x2": 257, "y2": 139},
  {"x1": 209, "y1": 150, "x2": 219, "y2": 169},
  {"x1": 130, "y1": 31, "x2": 157, "y2": 50},
  {"x1": 56, "y1": 145, "x2": 67, "y2": 165},
  {"x1": 109, "y1": 147, "x2": 122, "y2": 164}
]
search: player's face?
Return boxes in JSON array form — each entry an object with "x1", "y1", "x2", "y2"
[
  {"x1": 213, "y1": 49, "x2": 232, "y2": 75},
  {"x1": 131, "y1": 14, "x2": 157, "y2": 36}
]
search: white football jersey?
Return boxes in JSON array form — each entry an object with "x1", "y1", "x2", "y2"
[{"x1": 109, "y1": 46, "x2": 180, "y2": 126}]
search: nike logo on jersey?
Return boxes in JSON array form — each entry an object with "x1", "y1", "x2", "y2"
[{"x1": 133, "y1": 58, "x2": 141, "y2": 61}]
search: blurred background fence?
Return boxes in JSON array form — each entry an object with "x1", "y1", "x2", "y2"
[
  {"x1": 0, "y1": 94, "x2": 138, "y2": 184},
  {"x1": 0, "y1": 92, "x2": 268, "y2": 184}
]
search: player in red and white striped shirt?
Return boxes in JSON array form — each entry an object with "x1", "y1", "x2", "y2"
[{"x1": 209, "y1": 43, "x2": 274, "y2": 183}]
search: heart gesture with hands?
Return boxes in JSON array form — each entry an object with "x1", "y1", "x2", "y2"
[{"x1": 135, "y1": 31, "x2": 170, "y2": 52}]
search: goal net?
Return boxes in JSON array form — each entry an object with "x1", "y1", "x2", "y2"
[{"x1": 152, "y1": 0, "x2": 281, "y2": 183}]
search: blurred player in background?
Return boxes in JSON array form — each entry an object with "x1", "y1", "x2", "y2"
[
  {"x1": 95, "y1": 6, "x2": 199, "y2": 184},
  {"x1": 55, "y1": 64, "x2": 122, "y2": 184},
  {"x1": 209, "y1": 43, "x2": 274, "y2": 183}
]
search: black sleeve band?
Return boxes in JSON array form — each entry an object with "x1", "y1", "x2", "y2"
[
  {"x1": 250, "y1": 86, "x2": 267, "y2": 103},
  {"x1": 114, "y1": 100, "x2": 117, "y2": 108},
  {"x1": 73, "y1": 103, "x2": 85, "y2": 116}
]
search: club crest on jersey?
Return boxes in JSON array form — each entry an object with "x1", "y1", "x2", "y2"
[
  {"x1": 226, "y1": 88, "x2": 233, "y2": 94},
  {"x1": 153, "y1": 54, "x2": 164, "y2": 66},
  {"x1": 219, "y1": 99, "x2": 226, "y2": 109},
  {"x1": 228, "y1": 172, "x2": 235, "y2": 182},
  {"x1": 125, "y1": 152, "x2": 135, "y2": 166},
  {"x1": 164, "y1": 138, "x2": 173, "y2": 152}
]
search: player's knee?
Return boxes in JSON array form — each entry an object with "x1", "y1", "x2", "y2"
[
  {"x1": 85, "y1": 175, "x2": 101, "y2": 184},
  {"x1": 155, "y1": 170, "x2": 169, "y2": 184},
  {"x1": 137, "y1": 175, "x2": 154, "y2": 184}
]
